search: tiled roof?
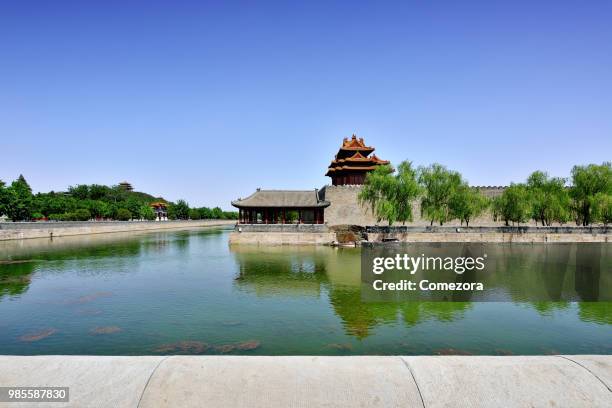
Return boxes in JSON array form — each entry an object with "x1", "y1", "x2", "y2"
[{"x1": 232, "y1": 189, "x2": 330, "y2": 208}]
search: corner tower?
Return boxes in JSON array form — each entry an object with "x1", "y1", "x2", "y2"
[{"x1": 325, "y1": 135, "x2": 389, "y2": 185}]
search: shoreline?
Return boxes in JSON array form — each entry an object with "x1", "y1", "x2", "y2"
[
  {"x1": 0, "y1": 355, "x2": 609, "y2": 407},
  {"x1": 0, "y1": 220, "x2": 236, "y2": 241},
  {"x1": 229, "y1": 225, "x2": 611, "y2": 245}
]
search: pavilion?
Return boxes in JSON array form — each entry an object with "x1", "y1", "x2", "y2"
[
  {"x1": 231, "y1": 189, "x2": 329, "y2": 224},
  {"x1": 325, "y1": 135, "x2": 389, "y2": 185}
]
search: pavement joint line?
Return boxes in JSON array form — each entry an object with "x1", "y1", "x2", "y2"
[
  {"x1": 556, "y1": 355, "x2": 612, "y2": 393},
  {"x1": 399, "y1": 356, "x2": 426, "y2": 408},
  {"x1": 137, "y1": 355, "x2": 172, "y2": 408}
]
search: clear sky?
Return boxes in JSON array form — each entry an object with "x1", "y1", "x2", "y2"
[{"x1": 1, "y1": 1, "x2": 611, "y2": 209}]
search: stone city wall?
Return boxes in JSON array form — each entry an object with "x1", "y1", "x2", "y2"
[
  {"x1": 0, "y1": 220, "x2": 235, "y2": 241},
  {"x1": 320, "y1": 185, "x2": 578, "y2": 228},
  {"x1": 320, "y1": 185, "x2": 380, "y2": 226}
]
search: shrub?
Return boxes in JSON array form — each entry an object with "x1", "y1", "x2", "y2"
[
  {"x1": 189, "y1": 208, "x2": 201, "y2": 220},
  {"x1": 74, "y1": 208, "x2": 91, "y2": 221},
  {"x1": 139, "y1": 205, "x2": 156, "y2": 221},
  {"x1": 116, "y1": 208, "x2": 132, "y2": 221}
]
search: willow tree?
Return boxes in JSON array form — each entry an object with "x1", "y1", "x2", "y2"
[
  {"x1": 526, "y1": 171, "x2": 570, "y2": 226},
  {"x1": 570, "y1": 162, "x2": 612, "y2": 225},
  {"x1": 493, "y1": 183, "x2": 531, "y2": 226},
  {"x1": 591, "y1": 192, "x2": 612, "y2": 226},
  {"x1": 358, "y1": 161, "x2": 420, "y2": 225},
  {"x1": 417, "y1": 163, "x2": 462, "y2": 226},
  {"x1": 449, "y1": 184, "x2": 489, "y2": 228}
]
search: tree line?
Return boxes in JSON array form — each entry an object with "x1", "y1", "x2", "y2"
[
  {"x1": 359, "y1": 161, "x2": 611, "y2": 227},
  {"x1": 0, "y1": 176, "x2": 238, "y2": 221}
]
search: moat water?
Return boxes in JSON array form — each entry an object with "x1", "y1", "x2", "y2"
[{"x1": 0, "y1": 228, "x2": 610, "y2": 355}]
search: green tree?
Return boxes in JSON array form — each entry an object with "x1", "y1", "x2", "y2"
[
  {"x1": 418, "y1": 164, "x2": 462, "y2": 226},
  {"x1": 359, "y1": 162, "x2": 421, "y2": 225},
  {"x1": 0, "y1": 180, "x2": 13, "y2": 217},
  {"x1": 188, "y1": 208, "x2": 201, "y2": 220},
  {"x1": 222, "y1": 211, "x2": 239, "y2": 220},
  {"x1": 449, "y1": 184, "x2": 489, "y2": 227},
  {"x1": 211, "y1": 206, "x2": 224, "y2": 219},
  {"x1": 170, "y1": 200, "x2": 190, "y2": 220},
  {"x1": 124, "y1": 198, "x2": 142, "y2": 218},
  {"x1": 198, "y1": 207, "x2": 213, "y2": 219},
  {"x1": 591, "y1": 192, "x2": 612, "y2": 226},
  {"x1": 570, "y1": 162, "x2": 612, "y2": 225},
  {"x1": 393, "y1": 161, "x2": 422, "y2": 224},
  {"x1": 68, "y1": 184, "x2": 90, "y2": 200},
  {"x1": 73, "y1": 208, "x2": 91, "y2": 221},
  {"x1": 139, "y1": 205, "x2": 156, "y2": 221},
  {"x1": 89, "y1": 184, "x2": 111, "y2": 200},
  {"x1": 526, "y1": 171, "x2": 570, "y2": 226},
  {"x1": 493, "y1": 184, "x2": 530, "y2": 226},
  {"x1": 85, "y1": 200, "x2": 111, "y2": 219},
  {"x1": 115, "y1": 208, "x2": 132, "y2": 221},
  {"x1": 7, "y1": 175, "x2": 33, "y2": 221},
  {"x1": 359, "y1": 165, "x2": 396, "y2": 224}
]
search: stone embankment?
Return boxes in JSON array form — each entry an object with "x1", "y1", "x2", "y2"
[
  {"x1": 0, "y1": 220, "x2": 236, "y2": 241},
  {"x1": 366, "y1": 225, "x2": 611, "y2": 243},
  {"x1": 0, "y1": 355, "x2": 610, "y2": 407},
  {"x1": 229, "y1": 224, "x2": 336, "y2": 245},
  {"x1": 229, "y1": 224, "x2": 610, "y2": 245}
]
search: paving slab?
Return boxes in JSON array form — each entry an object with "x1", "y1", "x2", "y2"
[
  {"x1": 0, "y1": 356, "x2": 164, "y2": 408},
  {"x1": 562, "y1": 355, "x2": 612, "y2": 391},
  {"x1": 402, "y1": 355, "x2": 612, "y2": 408},
  {"x1": 138, "y1": 356, "x2": 423, "y2": 408}
]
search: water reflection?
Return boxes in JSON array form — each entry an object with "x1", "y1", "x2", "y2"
[
  {"x1": 0, "y1": 261, "x2": 37, "y2": 299},
  {"x1": 1, "y1": 231, "x2": 609, "y2": 354},
  {"x1": 363, "y1": 243, "x2": 611, "y2": 302},
  {"x1": 230, "y1": 243, "x2": 612, "y2": 339},
  {"x1": 230, "y1": 246, "x2": 473, "y2": 338},
  {"x1": 0, "y1": 229, "x2": 223, "y2": 300}
]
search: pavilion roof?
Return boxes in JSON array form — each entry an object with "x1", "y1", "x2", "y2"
[
  {"x1": 340, "y1": 134, "x2": 374, "y2": 150},
  {"x1": 231, "y1": 189, "x2": 330, "y2": 208},
  {"x1": 330, "y1": 151, "x2": 390, "y2": 165}
]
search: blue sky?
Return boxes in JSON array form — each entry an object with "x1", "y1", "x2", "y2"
[{"x1": 1, "y1": 1, "x2": 611, "y2": 209}]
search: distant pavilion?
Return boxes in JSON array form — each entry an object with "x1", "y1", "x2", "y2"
[
  {"x1": 150, "y1": 202, "x2": 168, "y2": 221},
  {"x1": 231, "y1": 189, "x2": 329, "y2": 224}
]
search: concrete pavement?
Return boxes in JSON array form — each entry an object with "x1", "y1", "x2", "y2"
[{"x1": 0, "y1": 355, "x2": 610, "y2": 407}]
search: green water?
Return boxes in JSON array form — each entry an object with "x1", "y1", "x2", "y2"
[{"x1": 0, "y1": 228, "x2": 610, "y2": 356}]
